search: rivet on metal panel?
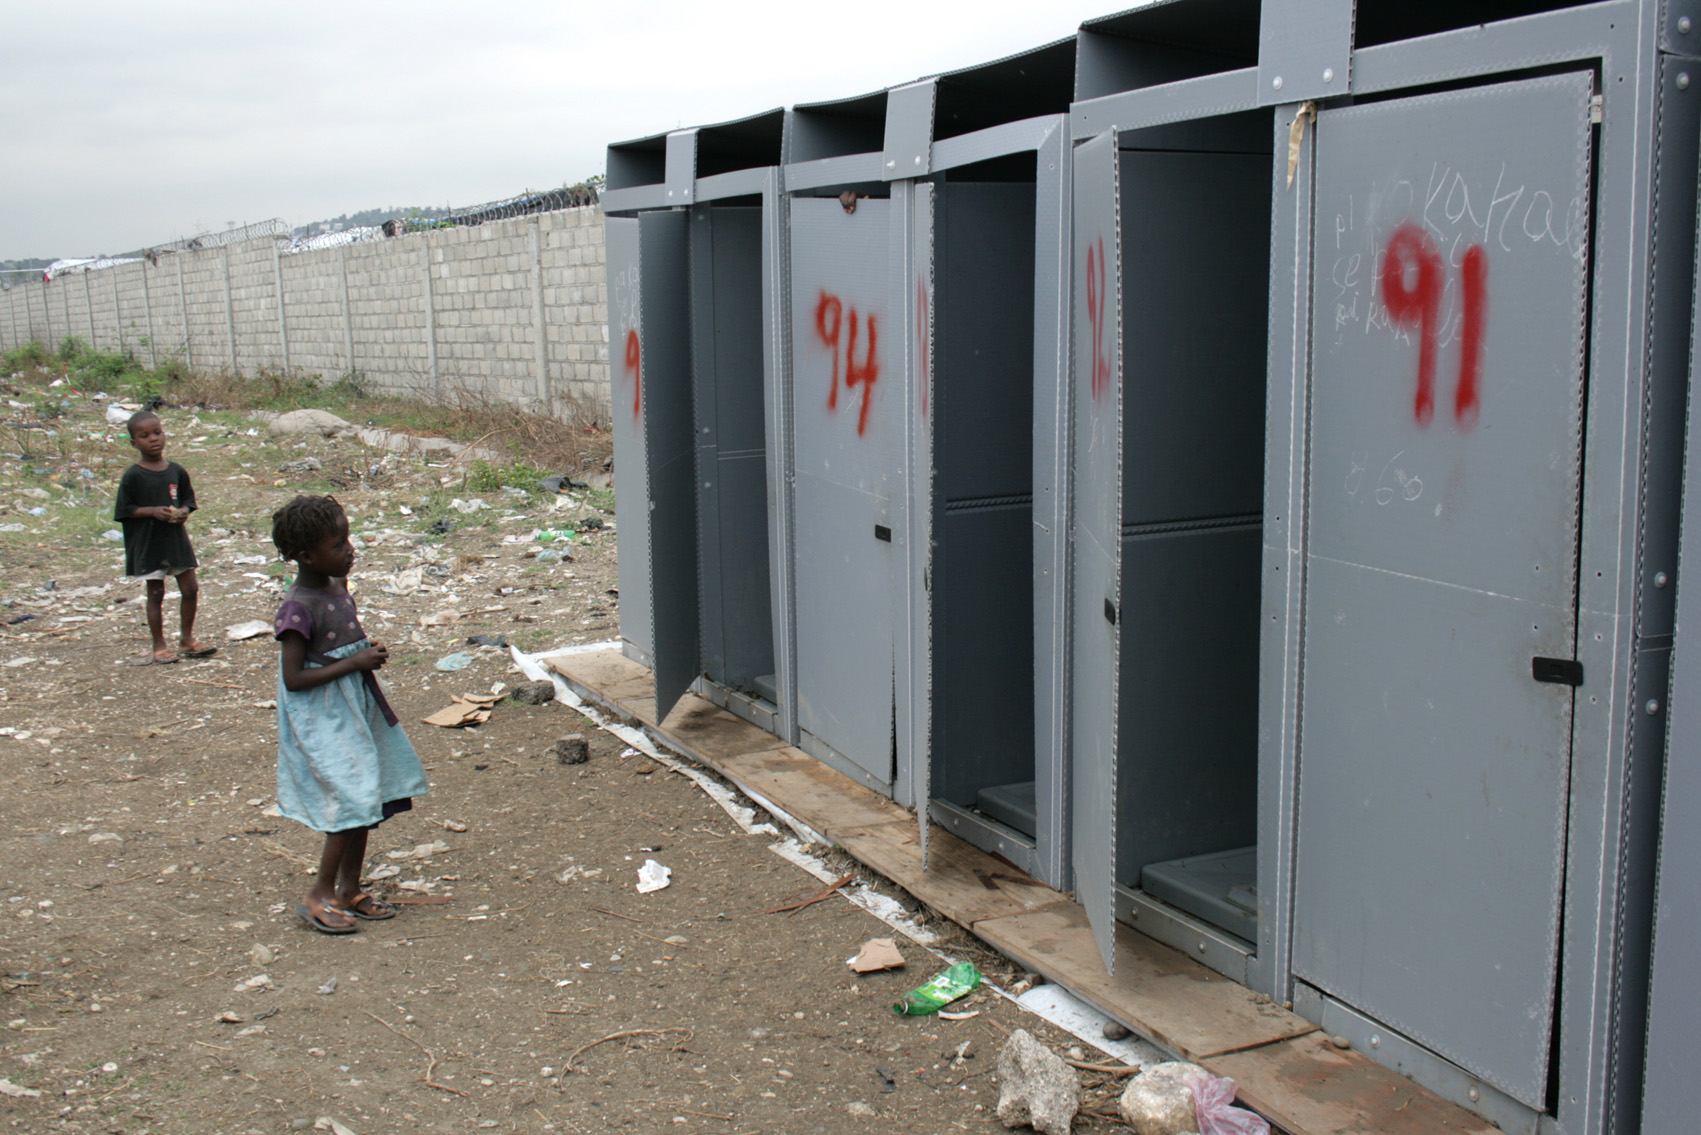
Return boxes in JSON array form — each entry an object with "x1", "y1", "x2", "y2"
[
  {"x1": 1370, "y1": 1035, "x2": 1381, "y2": 1049},
  {"x1": 1647, "y1": 699, "x2": 1662, "y2": 715},
  {"x1": 1656, "y1": 571, "x2": 1670, "y2": 588},
  {"x1": 1322, "y1": 68, "x2": 1334, "y2": 83},
  {"x1": 1272, "y1": 75, "x2": 1284, "y2": 91},
  {"x1": 1681, "y1": 16, "x2": 1693, "y2": 32},
  {"x1": 1680, "y1": 73, "x2": 1692, "y2": 91},
  {"x1": 1197, "y1": 942, "x2": 1207, "y2": 953},
  {"x1": 913, "y1": 156, "x2": 922, "y2": 166},
  {"x1": 1469, "y1": 1088, "x2": 1481, "y2": 1102},
  {"x1": 886, "y1": 160, "x2": 897, "y2": 170}
]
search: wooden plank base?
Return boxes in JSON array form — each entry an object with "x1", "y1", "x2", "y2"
[{"x1": 545, "y1": 646, "x2": 1506, "y2": 1135}]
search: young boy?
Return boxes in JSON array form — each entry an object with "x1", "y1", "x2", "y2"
[{"x1": 114, "y1": 410, "x2": 217, "y2": 664}]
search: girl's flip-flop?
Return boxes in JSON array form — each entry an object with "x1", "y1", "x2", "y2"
[
  {"x1": 342, "y1": 894, "x2": 398, "y2": 921},
  {"x1": 179, "y1": 643, "x2": 218, "y2": 659},
  {"x1": 295, "y1": 904, "x2": 357, "y2": 935}
]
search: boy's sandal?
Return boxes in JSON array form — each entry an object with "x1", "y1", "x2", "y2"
[
  {"x1": 179, "y1": 642, "x2": 218, "y2": 659},
  {"x1": 294, "y1": 903, "x2": 357, "y2": 935},
  {"x1": 342, "y1": 893, "x2": 398, "y2": 921},
  {"x1": 151, "y1": 650, "x2": 180, "y2": 665}
]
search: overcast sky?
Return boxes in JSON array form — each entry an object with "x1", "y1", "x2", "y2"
[{"x1": 0, "y1": 1, "x2": 1130, "y2": 260}]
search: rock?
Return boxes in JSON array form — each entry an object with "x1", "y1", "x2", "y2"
[
  {"x1": 278, "y1": 457, "x2": 324, "y2": 475},
  {"x1": 1118, "y1": 1061, "x2": 1208, "y2": 1135},
  {"x1": 510, "y1": 680, "x2": 556, "y2": 705},
  {"x1": 554, "y1": 734, "x2": 589, "y2": 765},
  {"x1": 270, "y1": 409, "x2": 354, "y2": 438},
  {"x1": 847, "y1": 1102, "x2": 877, "y2": 1117},
  {"x1": 1103, "y1": 1021, "x2": 1133, "y2": 1041},
  {"x1": 995, "y1": 1029, "x2": 1081, "y2": 1135}
]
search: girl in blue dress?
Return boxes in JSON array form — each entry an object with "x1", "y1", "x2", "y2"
[{"x1": 270, "y1": 495, "x2": 428, "y2": 934}]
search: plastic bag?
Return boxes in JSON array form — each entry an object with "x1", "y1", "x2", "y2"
[
  {"x1": 1183, "y1": 1071, "x2": 1270, "y2": 1135},
  {"x1": 892, "y1": 961, "x2": 981, "y2": 1016}
]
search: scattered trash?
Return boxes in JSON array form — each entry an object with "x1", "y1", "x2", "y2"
[
  {"x1": 509, "y1": 680, "x2": 555, "y2": 705},
  {"x1": 0, "y1": 1078, "x2": 41, "y2": 1099},
  {"x1": 278, "y1": 457, "x2": 324, "y2": 475},
  {"x1": 101, "y1": 529, "x2": 122, "y2": 542},
  {"x1": 234, "y1": 974, "x2": 274, "y2": 993},
  {"x1": 384, "y1": 567, "x2": 424, "y2": 595},
  {"x1": 1181, "y1": 1070, "x2": 1271, "y2": 1135},
  {"x1": 249, "y1": 944, "x2": 275, "y2": 966},
  {"x1": 535, "y1": 528, "x2": 576, "y2": 543},
  {"x1": 848, "y1": 938, "x2": 906, "y2": 974},
  {"x1": 231, "y1": 553, "x2": 270, "y2": 565},
  {"x1": 26, "y1": 507, "x2": 45, "y2": 517},
  {"x1": 538, "y1": 474, "x2": 589, "y2": 494},
  {"x1": 226, "y1": 620, "x2": 273, "y2": 641},
  {"x1": 554, "y1": 734, "x2": 589, "y2": 765},
  {"x1": 367, "y1": 864, "x2": 401, "y2": 880},
  {"x1": 387, "y1": 840, "x2": 450, "y2": 861},
  {"x1": 6, "y1": 614, "x2": 34, "y2": 625},
  {"x1": 316, "y1": 976, "x2": 338, "y2": 995},
  {"x1": 466, "y1": 634, "x2": 510, "y2": 648},
  {"x1": 423, "y1": 698, "x2": 490, "y2": 727},
  {"x1": 996, "y1": 1029, "x2": 1082, "y2": 1135},
  {"x1": 313, "y1": 1117, "x2": 358, "y2": 1135},
  {"x1": 426, "y1": 517, "x2": 454, "y2": 535},
  {"x1": 421, "y1": 609, "x2": 461, "y2": 627},
  {"x1": 536, "y1": 548, "x2": 568, "y2": 564},
  {"x1": 434, "y1": 652, "x2": 473, "y2": 672},
  {"x1": 104, "y1": 403, "x2": 135, "y2": 426},
  {"x1": 269, "y1": 408, "x2": 355, "y2": 438},
  {"x1": 893, "y1": 962, "x2": 981, "y2": 1016},
  {"x1": 937, "y1": 1009, "x2": 981, "y2": 1021},
  {"x1": 636, "y1": 859, "x2": 672, "y2": 894},
  {"x1": 217, "y1": 1011, "x2": 244, "y2": 1024},
  {"x1": 449, "y1": 498, "x2": 487, "y2": 513},
  {"x1": 440, "y1": 819, "x2": 469, "y2": 833},
  {"x1": 578, "y1": 517, "x2": 605, "y2": 531}
]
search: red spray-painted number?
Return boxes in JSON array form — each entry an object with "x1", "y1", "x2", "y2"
[
  {"x1": 624, "y1": 329, "x2": 641, "y2": 420},
  {"x1": 815, "y1": 290, "x2": 880, "y2": 436},
  {"x1": 1381, "y1": 223, "x2": 1488, "y2": 428},
  {"x1": 917, "y1": 277, "x2": 930, "y2": 420},
  {"x1": 1085, "y1": 236, "x2": 1111, "y2": 403}
]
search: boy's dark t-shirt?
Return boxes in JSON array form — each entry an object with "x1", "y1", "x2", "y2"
[{"x1": 113, "y1": 462, "x2": 198, "y2": 576}]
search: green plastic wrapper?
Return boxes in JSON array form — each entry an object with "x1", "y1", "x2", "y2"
[{"x1": 892, "y1": 962, "x2": 981, "y2": 1016}]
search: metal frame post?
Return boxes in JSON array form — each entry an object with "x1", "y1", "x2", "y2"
[{"x1": 272, "y1": 243, "x2": 290, "y2": 374}]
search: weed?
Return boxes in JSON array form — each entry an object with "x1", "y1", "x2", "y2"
[
  {"x1": 585, "y1": 486, "x2": 616, "y2": 513},
  {"x1": 466, "y1": 458, "x2": 547, "y2": 495},
  {"x1": 3, "y1": 340, "x2": 49, "y2": 370}
]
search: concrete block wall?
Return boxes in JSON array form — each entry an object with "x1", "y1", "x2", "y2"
[
  {"x1": 229, "y1": 239, "x2": 284, "y2": 374},
  {"x1": 279, "y1": 247, "x2": 350, "y2": 381},
  {"x1": 0, "y1": 204, "x2": 611, "y2": 422}
]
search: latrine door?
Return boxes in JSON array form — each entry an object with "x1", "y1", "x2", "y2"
[
  {"x1": 636, "y1": 210, "x2": 701, "y2": 722},
  {"x1": 1071, "y1": 129, "x2": 1124, "y2": 971},
  {"x1": 689, "y1": 205, "x2": 774, "y2": 697},
  {"x1": 789, "y1": 197, "x2": 900, "y2": 788},
  {"x1": 606, "y1": 218, "x2": 653, "y2": 663},
  {"x1": 1293, "y1": 73, "x2": 1593, "y2": 1108}
]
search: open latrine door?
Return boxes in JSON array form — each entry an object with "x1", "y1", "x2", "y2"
[
  {"x1": 1292, "y1": 73, "x2": 1593, "y2": 1109},
  {"x1": 635, "y1": 210, "x2": 701, "y2": 722},
  {"x1": 1071, "y1": 128, "x2": 1123, "y2": 971}
]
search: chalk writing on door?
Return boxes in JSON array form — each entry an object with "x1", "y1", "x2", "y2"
[{"x1": 814, "y1": 290, "x2": 880, "y2": 437}]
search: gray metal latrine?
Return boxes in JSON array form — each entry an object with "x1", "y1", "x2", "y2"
[{"x1": 604, "y1": 3, "x2": 1701, "y2": 1132}]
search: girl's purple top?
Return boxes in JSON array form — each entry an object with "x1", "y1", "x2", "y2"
[{"x1": 273, "y1": 582, "x2": 366, "y2": 653}]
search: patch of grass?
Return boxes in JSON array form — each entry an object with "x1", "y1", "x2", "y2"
[
  {"x1": 3, "y1": 339, "x2": 50, "y2": 370},
  {"x1": 466, "y1": 458, "x2": 548, "y2": 495},
  {"x1": 585, "y1": 486, "x2": 616, "y2": 513}
]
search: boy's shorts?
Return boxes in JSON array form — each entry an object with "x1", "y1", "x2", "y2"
[{"x1": 131, "y1": 567, "x2": 193, "y2": 581}]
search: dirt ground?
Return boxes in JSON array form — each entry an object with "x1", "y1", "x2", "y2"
[{"x1": 0, "y1": 383, "x2": 1142, "y2": 1134}]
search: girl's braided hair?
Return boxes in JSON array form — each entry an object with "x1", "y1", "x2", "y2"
[{"x1": 271, "y1": 494, "x2": 344, "y2": 562}]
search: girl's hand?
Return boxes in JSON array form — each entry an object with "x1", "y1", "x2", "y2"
[{"x1": 352, "y1": 644, "x2": 389, "y2": 671}]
